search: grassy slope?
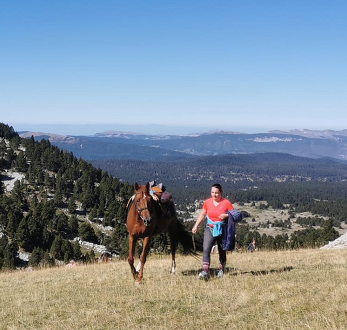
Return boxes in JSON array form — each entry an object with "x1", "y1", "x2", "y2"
[{"x1": 1, "y1": 249, "x2": 347, "y2": 330}]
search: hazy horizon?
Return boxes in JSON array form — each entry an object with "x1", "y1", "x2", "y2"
[
  {"x1": 8, "y1": 122, "x2": 347, "y2": 137},
  {"x1": 12, "y1": 123, "x2": 268, "y2": 136}
]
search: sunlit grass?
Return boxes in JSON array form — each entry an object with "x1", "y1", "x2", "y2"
[{"x1": 1, "y1": 248, "x2": 347, "y2": 329}]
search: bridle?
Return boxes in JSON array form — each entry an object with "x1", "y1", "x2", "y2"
[{"x1": 135, "y1": 192, "x2": 151, "y2": 226}]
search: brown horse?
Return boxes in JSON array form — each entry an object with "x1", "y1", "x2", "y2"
[{"x1": 126, "y1": 182, "x2": 197, "y2": 283}]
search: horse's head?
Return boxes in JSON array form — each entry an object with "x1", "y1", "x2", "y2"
[{"x1": 134, "y1": 182, "x2": 153, "y2": 226}]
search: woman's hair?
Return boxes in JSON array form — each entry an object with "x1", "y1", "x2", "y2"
[{"x1": 211, "y1": 183, "x2": 223, "y2": 193}]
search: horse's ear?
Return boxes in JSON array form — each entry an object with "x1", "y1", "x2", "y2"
[
  {"x1": 145, "y1": 182, "x2": 150, "y2": 191},
  {"x1": 134, "y1": 182, "x2": 139, "y2": 191}
]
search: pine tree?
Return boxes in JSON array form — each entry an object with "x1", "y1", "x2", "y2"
[
  {"x1": 84, "y1": 251, "x2": 91, "y2": 263},
  {"x1": 29, "y1": 247, "x2": 43, "y2": 267},
  {"x1": 89, "y1": 249, "x2": 95, "y2": 262},
  {"x1": 78, "y1": 222, "x2": 98, "y2": 243},
  {"x1": 68, "y1": 198, "x2": 77, "y2": 214},
  {"x1": 55, "y1": 212, "x2": 68, "y2": 232},
  {"x1": 72, "y1": 241, "x2": 82, "y2": 260},
  {"x1": 322, "y1": 219, "x2": 339, "y2": 243},
  {"x1": 64, "y1": 251, "x2": 70, "y2": 264},
  {"x1": 89, "y1": 206, "x2": 98, "y2": 221},
  {"x1": 3, "y1": 242, "x2": 18, "y2": 270},
  {"x1": 6, "y1": 210, "x2": 21, "y2": 237},
  {"x1": 50, "y1": 235, "x2": 64, "y2": 260},
  {"x1": 0, "y1": 236, "x2": 9, "y2": 270},
  {"x1": 28, "y1": 215, "x2": 43, "y2": 248},
  {"x1": 68, "y1": 215, "x2": 79, "y2": 236},
  {"x1": 15, "y1": 218, "x2": 30, "y2": 250},
  {"x1": 61, "y1": 240, "x2": 73, "y2": 261},
  {"x1": 14, "y1": 151, "x2": 27, "y2": 172},
  {"x1": 42, "y1": 250, "x2": 54, "y2": 267}
]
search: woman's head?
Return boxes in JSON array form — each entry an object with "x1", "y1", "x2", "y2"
[
  {"x1": 211, "y1": 183, "x2": 223, "y2": 193},
  {"x1": 211, "y1": 183, "x2": 223, "y2": 201}
]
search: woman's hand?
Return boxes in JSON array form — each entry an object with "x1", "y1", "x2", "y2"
[
  {"x1": 218, "y1": 213, "x2": 228, "y2": 220},
  {"x1": 192, "y1": 209, "x2": 206, "y2": 234}
]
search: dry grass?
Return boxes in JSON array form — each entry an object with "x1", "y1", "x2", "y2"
[{"x1": 1, "y1": 248, "x2": 347, "y2": 330}]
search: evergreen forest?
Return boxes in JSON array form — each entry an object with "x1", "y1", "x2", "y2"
[{"x1": 0, "y1": 123, "x2": 133, "y2": 270}]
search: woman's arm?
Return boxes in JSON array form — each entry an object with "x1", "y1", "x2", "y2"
[{"x1": 192, "y1": 209, "x2": 206, "y2": 234}]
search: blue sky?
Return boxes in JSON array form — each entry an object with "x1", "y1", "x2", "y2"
[{"x1": 1, "y1": 1, "x2": 346, "y2": 135}]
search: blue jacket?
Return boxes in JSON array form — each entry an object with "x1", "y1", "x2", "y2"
[
  {"x1": 222, "y1": 209, "x2": 242, "y2": 251},
  {"x1": 206, "y1": 216, "x2": 224, "y2": 237}
]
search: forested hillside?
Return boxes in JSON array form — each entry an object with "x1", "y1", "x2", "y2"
[{"x1": 0, "y1": 123, "x2": 134, "y2": 270}]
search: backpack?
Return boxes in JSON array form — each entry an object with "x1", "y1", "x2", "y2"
[{"x1": 161, "y1": 191, "x2": 172, "y2": 204}]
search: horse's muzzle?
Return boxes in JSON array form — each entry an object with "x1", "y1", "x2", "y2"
[
  {"x1": 137, "y1": 207, "x2": 151, "y2": 226},
  {"x1": 142, "y1": 218, "x2": 151, "y2": 226}
]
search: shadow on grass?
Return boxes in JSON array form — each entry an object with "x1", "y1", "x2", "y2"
[
  {"x1": 182, "y1": 266, "x2": 294, "y2": 278},
  {"x1": 237, "y1": 266, "x2": 294, "y2": 276}
]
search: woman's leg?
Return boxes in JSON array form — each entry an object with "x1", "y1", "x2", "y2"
[
  {"x1": 202, "y1": 226, "x2": 215, "y2": 273},
  {"x1": 216, "y1": 235, "x2": 226, "y2": 271}
]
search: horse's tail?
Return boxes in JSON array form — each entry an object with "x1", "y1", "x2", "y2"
[{"x1": 176, "y1": 220, "x2": 203, "y2": 255}]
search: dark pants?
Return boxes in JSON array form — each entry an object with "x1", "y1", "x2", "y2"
[{"x1": 202, "y1": 226, "x2": 226, "y2": 271}]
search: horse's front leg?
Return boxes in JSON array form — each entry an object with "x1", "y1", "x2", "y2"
[
  {"x1": 127, "y1": 235, "x2": 138, "y2": 279},
  {"x1": 136, "y1": 236, "x2": 151, "y2": 283}
]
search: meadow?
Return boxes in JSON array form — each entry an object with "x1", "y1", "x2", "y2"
[{"x1": 1, "y1": 248, "x2": 347, "y2": 330}]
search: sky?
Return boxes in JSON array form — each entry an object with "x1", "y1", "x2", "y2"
[{"x1": 1, "y1": 1, "x2": 347, "y2": 136}]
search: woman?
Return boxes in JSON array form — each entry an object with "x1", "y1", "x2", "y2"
[{"x1": 192, "y1": 183, "x2": 233, "y2": 279}]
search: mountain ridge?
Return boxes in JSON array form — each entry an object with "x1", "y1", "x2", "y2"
[
  {"x1": 20, "y1": 128, "x2": 347, "y2": 161},
  {"x1": 20, "y1": 128, "x2": 347, "y2": 140}
]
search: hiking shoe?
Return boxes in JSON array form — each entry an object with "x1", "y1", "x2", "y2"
[
  {"x1": 198, "y1": 271, "x2": 209, "y2": 280},
  {"x1": 217, "y1": 270, "x2": 224, "y2": 278}
]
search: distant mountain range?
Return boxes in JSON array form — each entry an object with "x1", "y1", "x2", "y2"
[{"x1": 19, "y1": 129, "x2": 347, "y2": 161}]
